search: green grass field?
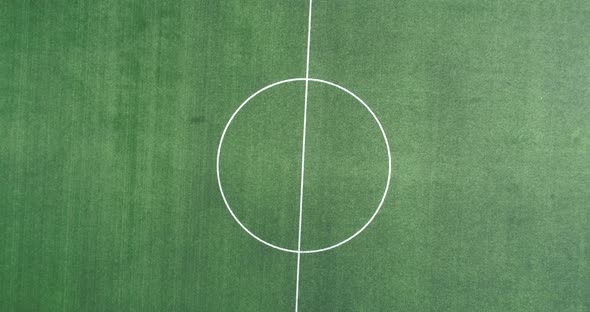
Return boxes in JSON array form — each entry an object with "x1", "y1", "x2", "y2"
[{"x1": 1, "y1": 0, "x2": 589, "y2": 311}]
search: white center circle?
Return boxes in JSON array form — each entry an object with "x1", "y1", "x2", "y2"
[{"x1": 216, "y1": 78, "x2": 392, "y2": 254}]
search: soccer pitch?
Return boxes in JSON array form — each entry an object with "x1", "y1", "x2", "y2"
[{"x1": 1, "y1": 0, "x2": 589, "y2": 311}]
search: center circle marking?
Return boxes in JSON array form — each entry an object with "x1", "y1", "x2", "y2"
[{"x1": 216, "y1": 78, "x2": 392, "y2": 254}]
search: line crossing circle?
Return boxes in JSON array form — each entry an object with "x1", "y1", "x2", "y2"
[{"x1": 216, "y1": 77, "x2": 392, "y2": 254}]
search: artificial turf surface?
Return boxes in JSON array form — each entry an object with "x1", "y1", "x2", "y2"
[{"x1": 1, "y1": 0, "x2": 589, "y2": 311}]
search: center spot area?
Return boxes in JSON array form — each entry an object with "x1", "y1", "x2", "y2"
[{"x1": 218, "y1": 80, "x2": 389, "y2": 251}]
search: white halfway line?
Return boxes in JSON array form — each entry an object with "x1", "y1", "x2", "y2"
[{"x1": 295, "y1": 0, "x2": 313, "y2": 311}]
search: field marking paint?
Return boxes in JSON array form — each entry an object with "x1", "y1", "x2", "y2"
[
  {"x1": 295, "y1": 1, "x2": 314, "y2": 310},
  {"x1": 216, "y1": 3, "x2": 392, "y2": 311},
  {"x1": 216, "y1": 77, "x2": 392, "y2": 254}
]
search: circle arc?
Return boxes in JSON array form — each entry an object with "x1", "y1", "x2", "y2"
[{"x1": 216, "y1": 77, "x2": 392, "y2": 254}]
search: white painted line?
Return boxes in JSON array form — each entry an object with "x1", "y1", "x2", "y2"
[
  {"x1": 295, "y1": 0, "x2": 314, "y2": 310},
  {"x1": 216, "y1": 2, "x2": 393, "y2": 311},
  {"x1": 216, "y1": 77, "x2": 392, "y2": 254}
]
